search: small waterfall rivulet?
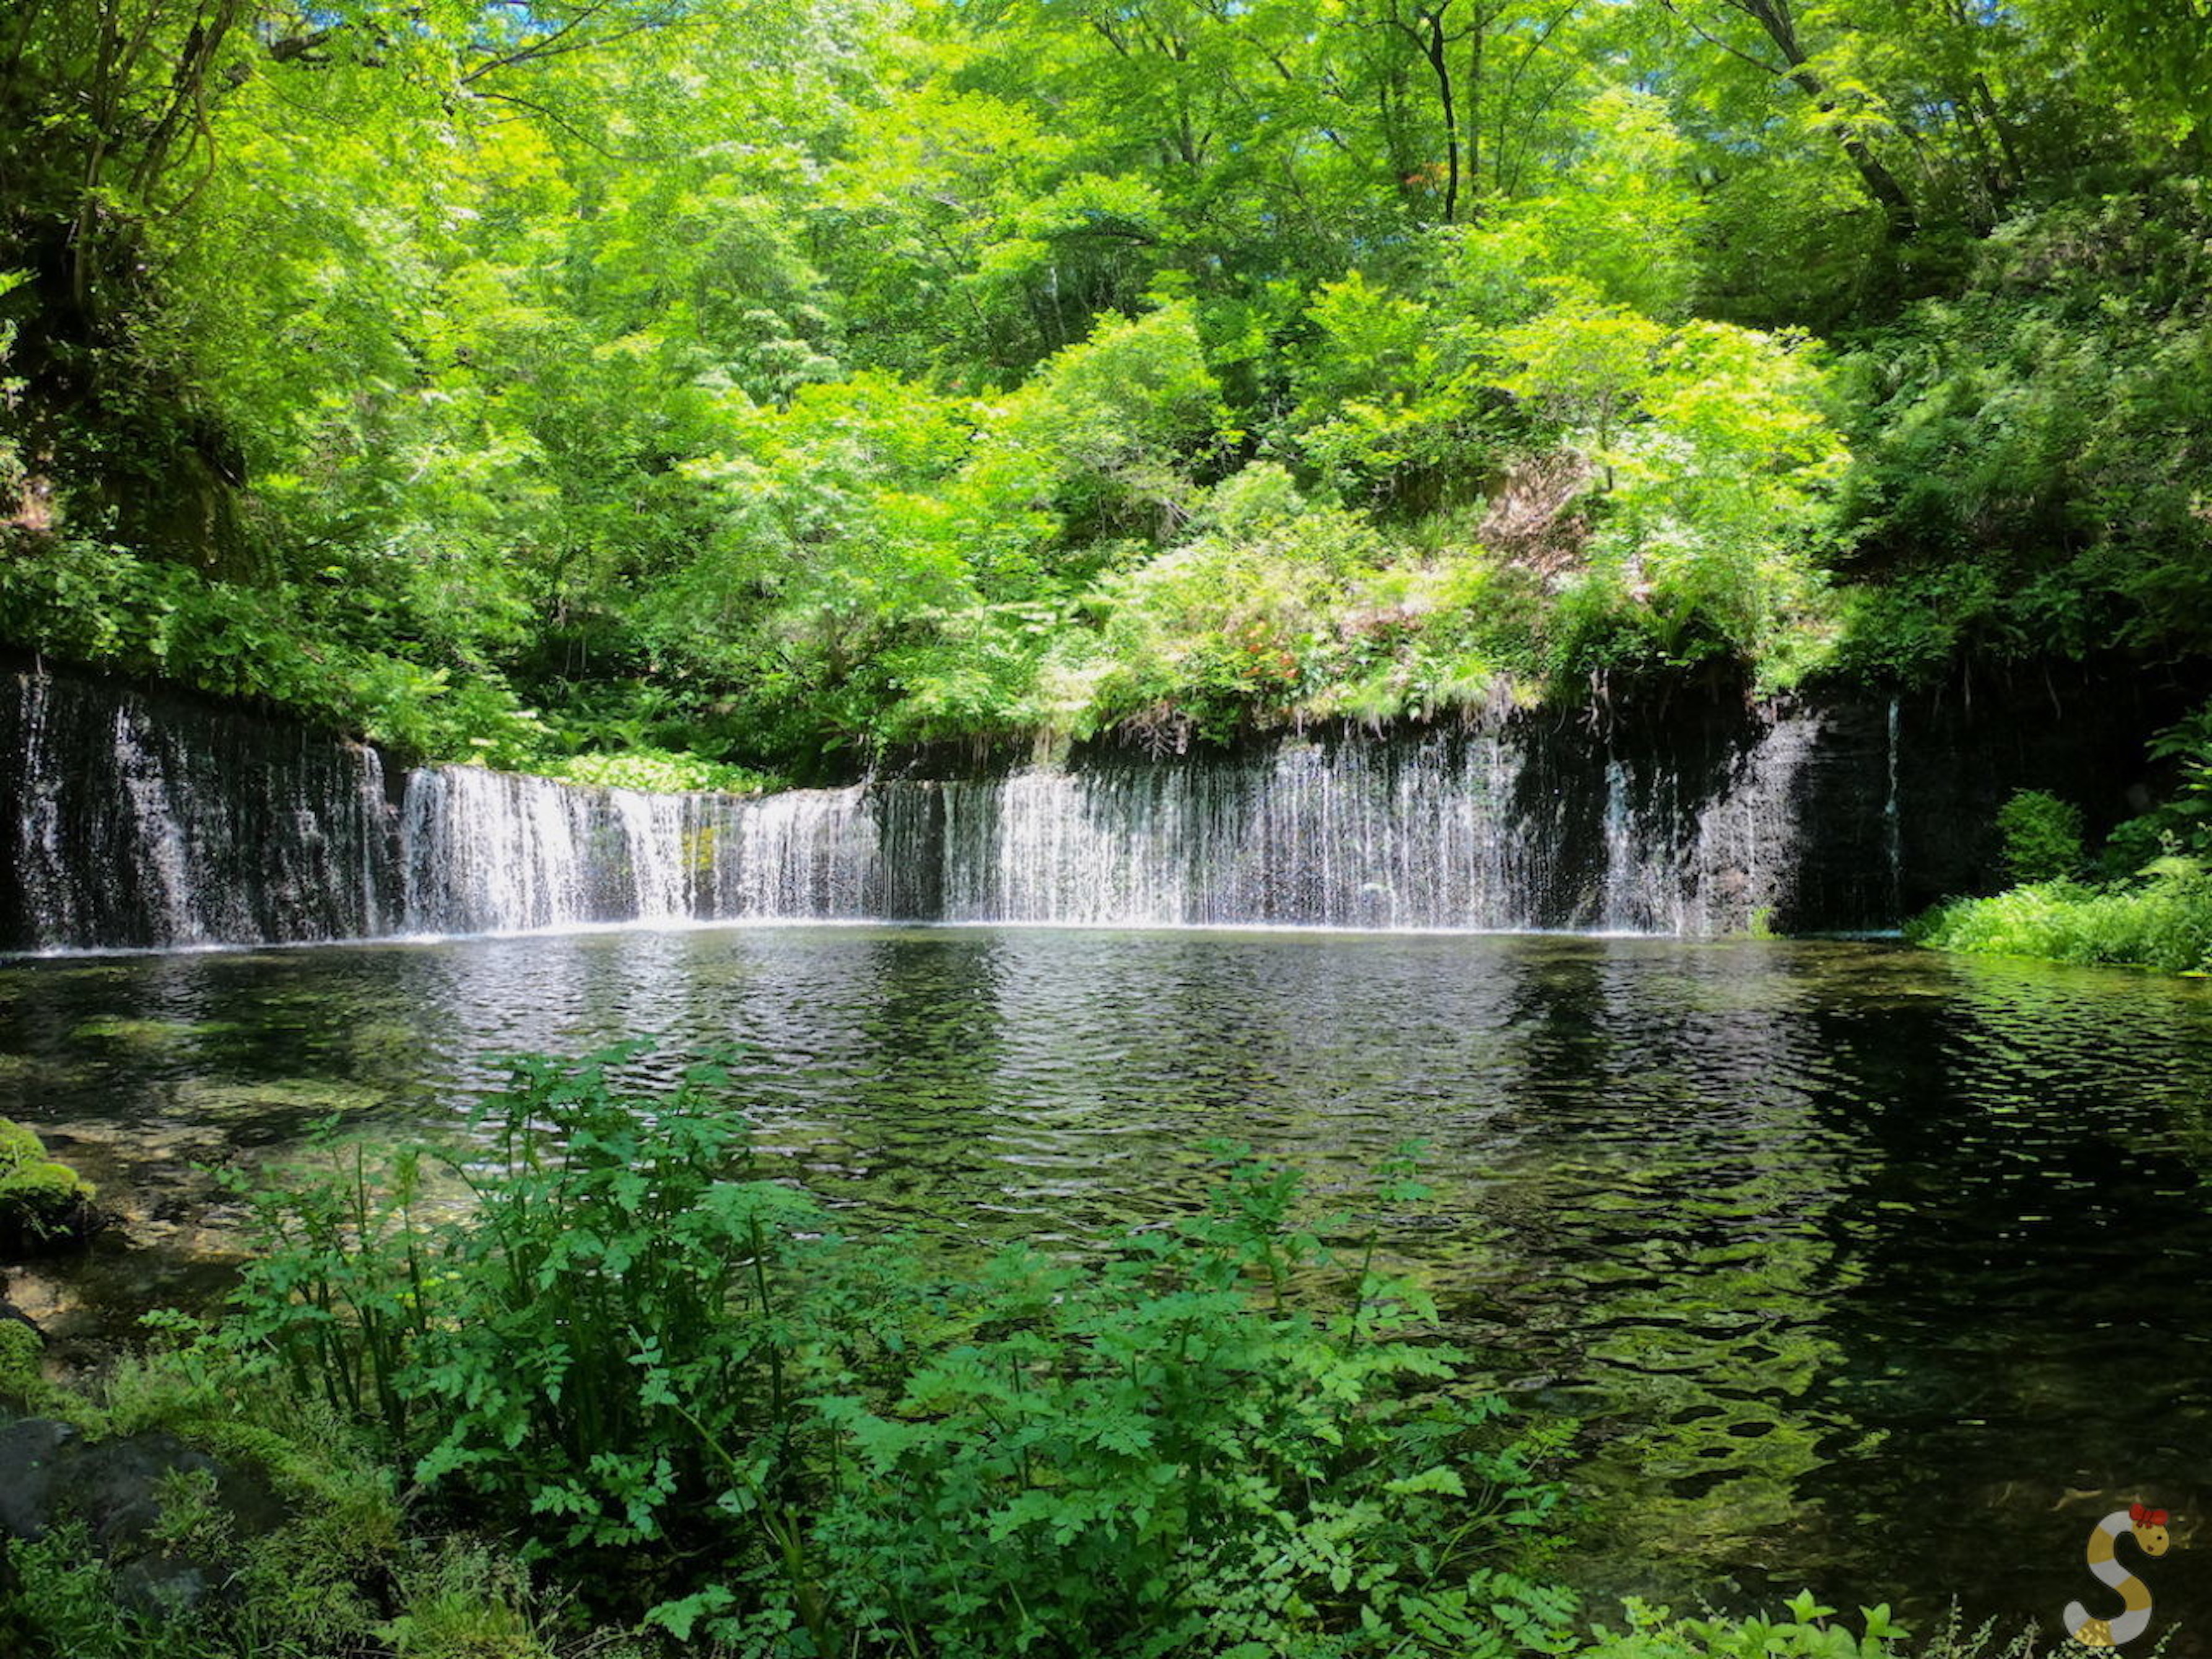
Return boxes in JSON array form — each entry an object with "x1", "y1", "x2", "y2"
[
  {"x1": 1884, "y1": 695, "x2": 1904, "y2": 917},
  {"x1": 0, "y1": 667, "x2": 2164, "y2": 952}
]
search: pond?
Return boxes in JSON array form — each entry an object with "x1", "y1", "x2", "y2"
[{"x1": 2, "y1": 925, "x2": 2208, "y2": 1646}]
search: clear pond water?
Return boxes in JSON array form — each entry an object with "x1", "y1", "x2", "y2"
[{"x1": 4, "y1": 925, "x2": 2210, "y2": 1644}]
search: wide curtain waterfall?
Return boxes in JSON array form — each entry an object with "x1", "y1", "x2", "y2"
[
  {"x1": 932, "y1": 730, "x2": 1824, "y2": 932},
  {"x1": 0, "y1": 666, "x2": 2149, "y2": 952}
]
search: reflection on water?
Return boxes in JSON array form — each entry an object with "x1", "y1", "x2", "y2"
[{"x1": 2, "y1": 927, "x2": 2210, "y2": 1644}]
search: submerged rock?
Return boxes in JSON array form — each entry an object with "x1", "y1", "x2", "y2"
[{"x1": 0, "y1": 1119, "x2": 102, "y2": 1253}]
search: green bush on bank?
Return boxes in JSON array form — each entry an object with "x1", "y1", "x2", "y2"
[
  {"x1": 1993, "y1": 790, "x2": 2084, "y2": 885},
  {"x1": 1912, "y1": 706, "x2": 2212, "y2": 978},
  {"x1": 0, "y1": 1117, "x2": 98, "y2": 1250},
  {"x1": 0, "y1": 534, "x2": 553, "y2": 767},
  {"x1": 541, "y1": 749, "x2": 783, "y2": 796},
  {"x1": 1907, "y1": 863, "x2": 2212, "y2": 975},
  {"x1": 0, "y1": 537, "x2": 791, "y2": 788}
]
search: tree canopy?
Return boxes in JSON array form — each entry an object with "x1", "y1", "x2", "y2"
[{"x1": 2, "y1": 0, "x2": 2206, "y2": 775}]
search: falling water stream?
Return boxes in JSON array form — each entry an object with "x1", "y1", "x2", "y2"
[{"x1": 2, "y1": 671, "x2": 1943, "y2": 952}]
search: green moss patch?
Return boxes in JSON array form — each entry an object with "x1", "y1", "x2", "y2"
[
  {"x1": 68, "y1": 1015, "x2": 241, "y2": 1051},
  {"x1": 174, "y1": 1076, "x2": 388, "y2": 1120},
  {"x1": 0, "y1": 1118, "x2": 101, "y2": 1252}
]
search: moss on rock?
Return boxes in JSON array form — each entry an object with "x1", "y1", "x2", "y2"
[{"x1": 0, "y1": 1119, "x2": 100, "y2": 1252}]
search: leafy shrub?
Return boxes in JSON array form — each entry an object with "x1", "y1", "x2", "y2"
[
  {"x1": 2106, "y1": 702, "x2": 2212, "y2": 868},
  {"x1": 1086, "y1": 466, "x2": 1388, "y2": 741},
  {"x1": 214, "y1": 1047, "x2": 1574, "y2": 1657},
  {"x1": 1994, "y1": 790, "x2": 2084, "y2": 884},
  {"x1": 1834, "y1": 186, "x2": 2212, "y2": 669},
  {"x1": 1908, "y1": 862, "x2": 2212, "y2": 975},
  {"x1": 1582, "y1": 1592, "x2": 1912, "y2": 1659},
  {"x1": 797, "y1": 1164, "x2": 1572, "y2": 1659},
  {"x1": 544, "y1": 749, "x2": 782, "y2": 796},
  {"x1": 0, "y1": 535, "x2": 552, "y2": 767}
]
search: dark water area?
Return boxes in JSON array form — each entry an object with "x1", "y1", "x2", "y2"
[{"x1": 3, "y1": 925, "x2": 2210, "y2": 1647}]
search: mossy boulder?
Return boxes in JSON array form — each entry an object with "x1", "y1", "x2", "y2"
[
  {"x1": 0, "y1": 1120, "x2": 101, "y2": 1253},
  {"x1": 0, "y1": 1417, "x2": 291, "y2": 1616}
]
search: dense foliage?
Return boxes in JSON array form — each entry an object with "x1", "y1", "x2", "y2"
[
  {"x1": 1, "y1": 0, "x2": 2207, "y2": 775},
  {"x1": 1910, "y1": 866, "x2": 2212, "y2": 977}
]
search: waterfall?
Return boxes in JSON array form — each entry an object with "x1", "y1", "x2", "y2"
[
  {"x1": 936, "y1": 729, "x2": 1806, "y2": 933},
  {"x1": 4, "y1": 669, "x2": 1961, "y2": 952},
  {"x1": 1884, "y1": 696, "x2": 1903, "y2": 915},
  {"x1": 398, "y1": 772, "x2": 939, "y2": 933},
  {"x1": 716, "y1": 786, "x2": 884, "y2": 920},
  {"x1": 1, "y1": 671, "x2": 397, "y2": 951}
]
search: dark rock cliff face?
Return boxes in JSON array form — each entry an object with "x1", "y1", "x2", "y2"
[
  {"x1": 1559, "y1": 673, "x2": 2190, "y2": 930},
  {"x1": 0, "y1": 665, "x2": 2192, "y2": 952},
  {"x1": 0, "y1": 671, "x2": 399, "y2": 951}
]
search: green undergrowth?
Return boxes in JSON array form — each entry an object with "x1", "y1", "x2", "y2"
[
  {"x1": 1912, "y1": 714, "x2": 2212, "y2": 977},
  {"x1": 0, "y1": 536, "x2": 555, "y2": 769},
  {"x1": 5, "y1": 1049, "x2": 2034, "y2": 1659},
  {"x1": 207, "y1": 1045, "x2": 1578, "y2": 1657},
  {"x1": 1909, "y1": 866, "x2": 2212, "y2": 975},
  {"x1": 0, "y1": 536, "x2": 790, "y2": 786},
  {"x1": 537, "y1": 749, "x2": 783, "y2": 796}
]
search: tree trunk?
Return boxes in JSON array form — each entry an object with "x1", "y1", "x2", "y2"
[
  {"x1": 1419, "y1": 6, "x2": 1460, "y2": 222},
  {"x1": 1725, "y1": 0, "x2": 1918, "y2": 240}
]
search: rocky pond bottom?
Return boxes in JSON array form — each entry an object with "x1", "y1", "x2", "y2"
[{"x1": 2, "y1": 926, "x2": 2210, "y2": 1648}]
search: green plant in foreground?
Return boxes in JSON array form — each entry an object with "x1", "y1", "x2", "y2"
[
  {"x1": 373, "y1": 1543, "x2": 565, "y2": 1659},
  {"x1": 1575, "y1": 1594, "x2": 2006, "y2": 1659},
  {"x1": 213, "y1": 1047, "x2": 1574, "y2": 1658},
  {"x1": 1, "y1": 1053, "x2": 2055, "y2": 1659}
]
